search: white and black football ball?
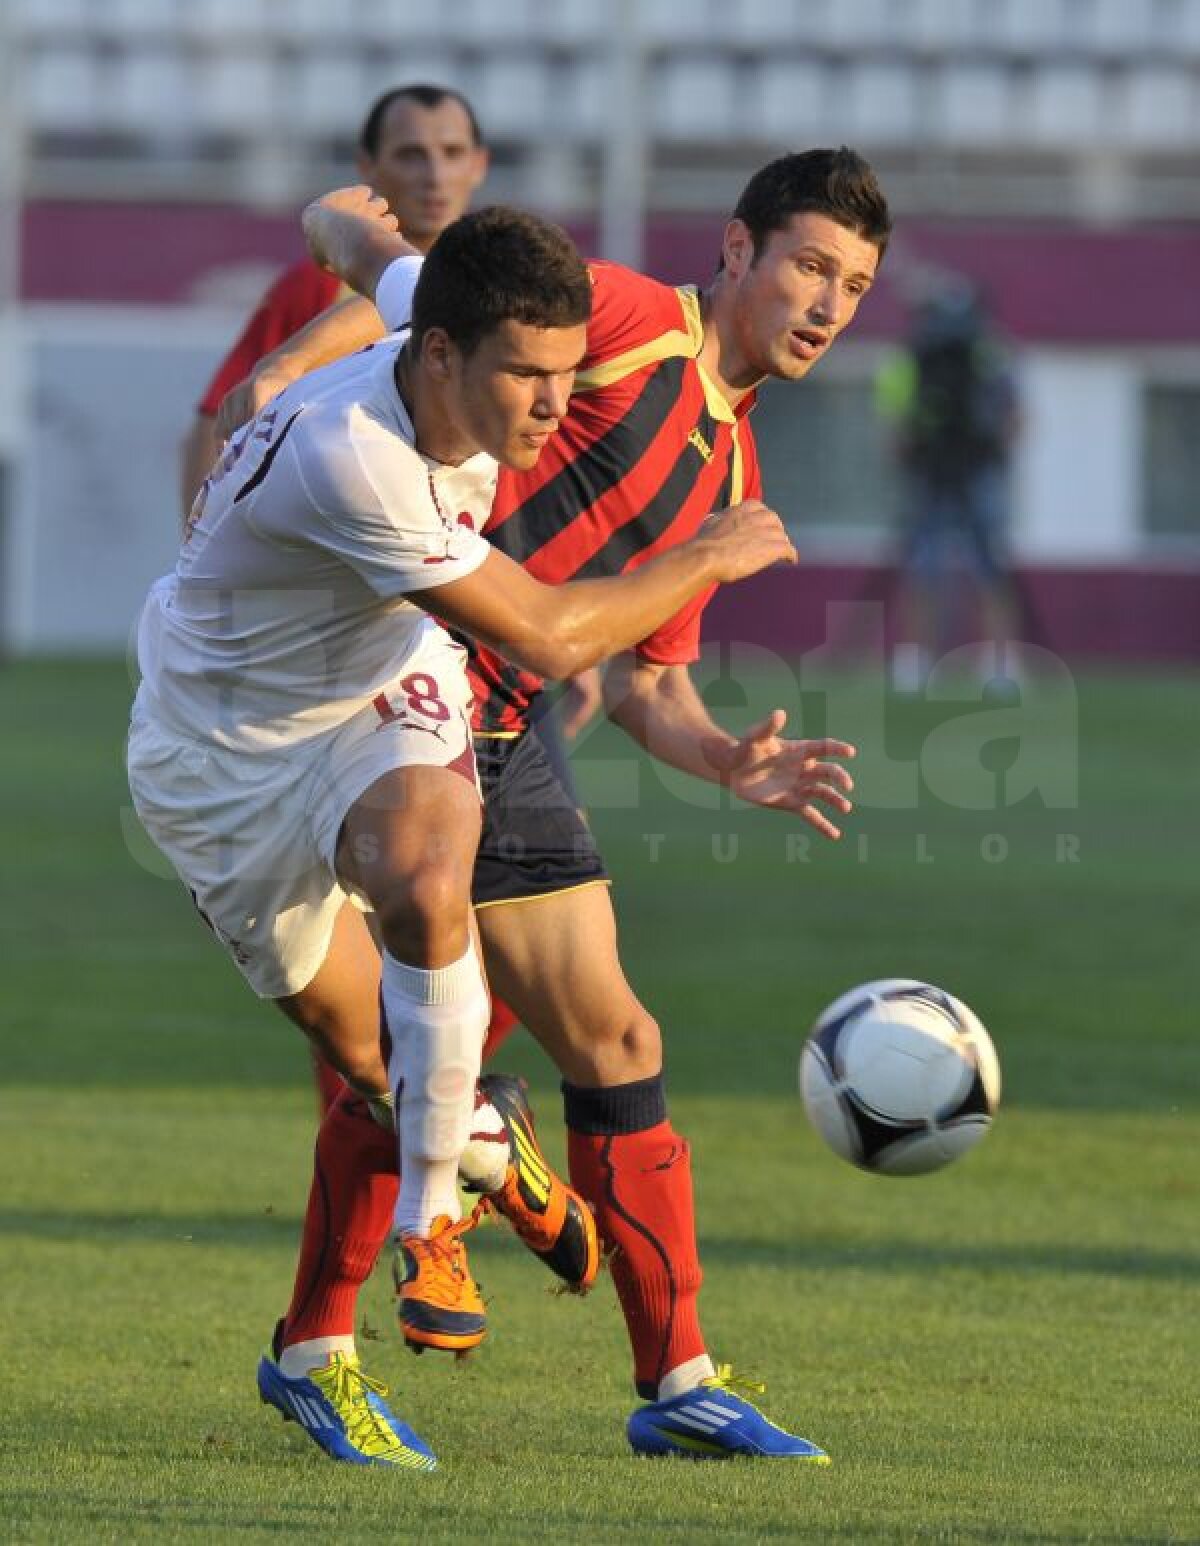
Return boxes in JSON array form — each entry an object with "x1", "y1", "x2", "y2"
[{"x1": 800, "y1": 979, "x2": 1000, "y2": 1176}]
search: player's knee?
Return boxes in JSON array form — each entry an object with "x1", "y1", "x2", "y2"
[
  {"x1": 622, "y1": 1009, "x2": 662, "y2": 1071},
  {"x1": 574, "y1": 1006, "x2": 662, "y2": 1084},
  {"x1": 374, "y1": 865, "x2": 470, "y2": 963}
]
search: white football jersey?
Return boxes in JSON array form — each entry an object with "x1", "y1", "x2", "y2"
[{"x1": 137, "y1": 336, "x2": 495, "y2": 751}]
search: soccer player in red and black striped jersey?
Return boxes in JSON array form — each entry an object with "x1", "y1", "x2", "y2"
[{"x1": 242, "y1": 151, "x2": 890, "y2": 1461}]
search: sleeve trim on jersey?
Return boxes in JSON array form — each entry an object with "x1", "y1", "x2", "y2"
[
  {"x1": 572, "y1": 285, "x2": 706, "y2": 395},
  {"x1": 393, "y1": 534, "x2": 492, "y2": 596},
  {"x1": 634, "y1": 636, "x2": 703, "y2": 666}
]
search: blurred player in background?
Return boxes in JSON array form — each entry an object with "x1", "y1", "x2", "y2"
[
  {"x1": 875, "y1": 282, "x2": 1024, "y2": 690},
  {"x1": 241, "y1": 149, "x2": 887, "y2": 1467},
  {"x1": 133, "y1": 201, "x2": 795, "y2": 1466},
  {"x1": 179, "y1": 82, "x2": 488, "y2": 515}
]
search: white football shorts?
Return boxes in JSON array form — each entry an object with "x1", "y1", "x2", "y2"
[{"x1": 127, "y1": 648, "x2": 479, "y2": 1000}]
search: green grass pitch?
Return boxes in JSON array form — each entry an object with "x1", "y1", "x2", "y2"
[{"x1": 2, "y1": 656, "x2": 1197, "y2": 1542}]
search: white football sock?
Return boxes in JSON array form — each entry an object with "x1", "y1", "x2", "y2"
[
  {"x1": 382, "y1": 943, "x2": 490, "y2": 1239},
  {"x1": 656, "y1": 1353, "x2": 717, "y2": 1402},
  {"x1": 278, "y1": 1334, "x2": 356, "y2": 1379}
]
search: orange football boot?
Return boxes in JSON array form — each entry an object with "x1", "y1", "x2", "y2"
[
  {"x1": 394, "y1": 1209, "x2": 486, "y2": 1354},
  {"x1": 475, "y1": 1074, "x2": 600, "y2": 1292}
]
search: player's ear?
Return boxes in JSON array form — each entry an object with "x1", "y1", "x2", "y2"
[
  {"x1": 421, "y1": 327, "x2": 457, "y2": 381},
  {"x1": 722, "y1": 218, "x2": 755, "y2": 280},
  {"x1": 469, "y1": 145, "x2": 490, "y2": 191}
]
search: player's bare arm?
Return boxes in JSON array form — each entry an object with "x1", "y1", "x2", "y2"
[
  {"x1": 557, "y1": 667, "x2": 604, "y2": 739},
  {"x1": 604, "y1": 654, "x2": 856, "y2": 840},
  {"x1": 215, "y1": 189, "x2": 418, "y2": 438},
  {"x1": 425, "y1": 499, "x2": 796, "y2": 682},
  {"x1": 213, "y1": 294, "x2": 387, "y2": 440},
  {"x1": 214, "y1": 189, "x2": 403, "y2": 438}
]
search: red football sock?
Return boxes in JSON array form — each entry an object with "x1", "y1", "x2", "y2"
[
  {"x1": 282, "y1": 1087, "x2": 398, "y2": 1346},
  {"x1": 565, "y1": 1077, "x2": 705, "y2": 1400},
  {"x1": 310, "y1": 1049, "x2": 345, "y2": 1119},
  {"x1": 482, "y1": 996, "x2": 520, "y2": 1064}
]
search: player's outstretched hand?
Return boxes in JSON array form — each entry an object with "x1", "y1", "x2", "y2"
[
  {"x1": 698, "y1": 500, "x2": 797, "y2": 582},
  {"x1": 706, "y1": 710, "x2": 857, "y2": 839}
]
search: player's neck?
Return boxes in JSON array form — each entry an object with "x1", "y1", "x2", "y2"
[
  {"x1": 394, "y1": 348, "x2": 478, "y2": 467},
  {"x1": 697, "y1": 279, "x2": 763, "y2": 407}
]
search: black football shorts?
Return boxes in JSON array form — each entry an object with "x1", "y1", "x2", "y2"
[{"x1": 472, "y1": 729, "x2": 609, "y2": 908}]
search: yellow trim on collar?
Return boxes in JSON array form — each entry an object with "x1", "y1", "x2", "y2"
[
  {"x1": 572, "y1": 284, "x2": 708, "y2": 394},
  {"x1": 678, "y1": 287, "x2": 736, "y2": 424},
  {"x1": 728, "y1": 433, "x2": 745, "y2": 503}
]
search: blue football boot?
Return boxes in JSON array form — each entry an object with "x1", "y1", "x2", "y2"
[
  {"x1": 627, "y1": 1365, "x2": 831, "y2": 1462},
  {"x1": 257, "y1": 1332, "x2": 436, "y2": 1470}
]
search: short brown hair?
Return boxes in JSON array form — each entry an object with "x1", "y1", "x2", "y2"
[
  {"x1": 733, "y1": 147, "x2": 892, "y2": 261},
  {"x1": 411, "y1": 206, "x2": 592, "y2": 356}
]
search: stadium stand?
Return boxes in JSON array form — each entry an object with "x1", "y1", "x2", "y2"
[
  {"x1": 12, "y1": 0, "x2": 1200, "y2": 216},
  {"x1": 5, "y1": 0, "x2": 1200, "y2": 658}
]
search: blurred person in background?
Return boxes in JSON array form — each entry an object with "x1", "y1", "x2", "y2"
[
  {"x1": 875, "y1": 281, "x2": 1023, "y2": 691},
  {"x1": 179, "y1": 82, "x2": 488, "y2": 516}
]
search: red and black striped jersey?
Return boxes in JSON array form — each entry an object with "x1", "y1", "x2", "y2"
[
  {"x1": 198, "y1": 260, "x2": 350, "y2": 416},
  {"x1": 468, "y1": 260, "x2": 761, "y2": 734}
]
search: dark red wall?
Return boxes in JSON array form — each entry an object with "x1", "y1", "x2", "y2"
[{"x1": 21, "y1": 201, "x2": 1200, "y2": 345}]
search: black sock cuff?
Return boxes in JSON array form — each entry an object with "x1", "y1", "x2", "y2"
[{"x1": 562, "y1": 1073, "x2": 667, "y2": 1136}]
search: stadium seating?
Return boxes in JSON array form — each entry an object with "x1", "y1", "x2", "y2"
[{"x1": 11, "y1": 0, "x2": 1200, "y2": 217}]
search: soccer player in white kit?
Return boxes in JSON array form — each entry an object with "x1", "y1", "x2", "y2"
[{"x1": 128, "y1": 197, "x2": 797, "y2": 1467}]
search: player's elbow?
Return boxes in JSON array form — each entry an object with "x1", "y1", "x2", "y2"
[
  {"x1": 511, "y1": 632, "x2": 594, "y2": 681},
  {"x1": 547, "y1": 636, "x2": 604, "y2": 679},
  {"x1": 497, "y1": 607, "x2": 598, "y2": 680}
]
